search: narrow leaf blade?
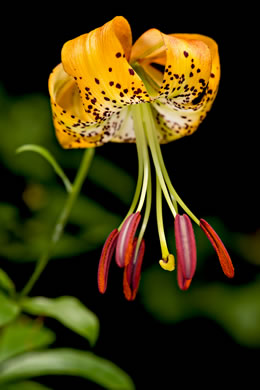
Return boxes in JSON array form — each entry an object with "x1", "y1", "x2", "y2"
[
  {"x1": 21, "y1": 296, "x2": 99, "y2": 346},
  {"x1": 0, "y1": 269, "x2": 15, "y2": 295},
  {"x1": 0, "y1": 317, "x2": 55, "y2": 363},
  {"x1": 2, "y1": 380, "x2": 53, "y2": 390},
  {"x1": 0, "y1": 349, "x2": 135, "y2": 390},
  {"x1": 0, "y1": 292, "x2": 20, "y2": 327},
  {"x1": 16, "y1": 144, "x2": 72, "y2": 192}
]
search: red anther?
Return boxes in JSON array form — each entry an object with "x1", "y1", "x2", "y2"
[
  {"x1": 200, "y1": 219, "x2": 234, "y2": 278},
  {"x1": 97, "y1": 229, "x2": 119, "y2": 294},
  {"x1": 123, "y1": 238, "x2": 145, "y2": 301},
  {"x1": 174, "y1": 214, "x2": 197, "y2": 290},
  {"x1": 115, "y1": 212, "x2": 141, "y2": 268}
]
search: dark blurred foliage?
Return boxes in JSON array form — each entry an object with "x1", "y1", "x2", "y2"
[{"x1": 0, "y1": 2, "x2": 259, "y2": 389}]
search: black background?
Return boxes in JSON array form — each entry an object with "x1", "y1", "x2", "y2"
[{"x1": 0, "y1": 2, "x2": 259, "y2": 389}]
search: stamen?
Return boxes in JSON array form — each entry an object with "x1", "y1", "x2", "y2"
[
  {"x1": 140, "y1": 103, "x2": 178, "y2": 219},
  {"x1": 159, "y1": 254, "x2": 175, "y2": 271},
  {"x1": 200, "y1": 218, "x2": 234, "y2": 278},
  {"x1": 141, "y1": 102, "x2": 200, "y2": 226},
  {"x1": 156, "y1": 174, "x2": 174, "y2": 268},
  {"x1": 123, "y1": 238, "x2": 145, "y2": 301},
  {"x1": 97, "y1": 229, "x2": 119, "y2": 293},
  {"x1": 130, "y1": 104, "x2": 153, "y2": 263},
  {"x1": 115, "y1": 212, "x2": 141, "y2": 267},
  {"x1": 175, "y1": 214, "x2": 197, "y2": 290}
]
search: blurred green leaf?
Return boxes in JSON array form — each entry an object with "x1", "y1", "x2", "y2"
[
  {"x1": 0, "y1": 348, "x2": 135, "y2": 390},
  {"x1": 189, "y1": 280, "x2": 260, "y2": 347},
  {"x1": 140, "y1": 265, "x2": 260, "y2": 347},
  {"x1": 16, "y1": 144, "x2": 72, "y2": 193},
  {"x1": 0, "y1": 93, "x2": 56, "y2": 181},
  {"x1": 21, "y1": 296, "x2": 99, "y2": 346},
  {"x1": 0, "y1": 269, "x2": 15, "y2": 296},
  {"x1": 232, "y1": 230, "x2": 260, "y2": 265},
  {"x1": 0, "y1": 317, "x2": 55, "y2": 363},
  {"x1": 139, "y1": 265, "x2": 191, "y2": 323},
  {"x1": 0, "y1": 292, "x2": 20, "y2": 327},
  {"x1": 0, "y1": 87, "x2": 135, "y2": 202},
  {"x1": 0, "y1": 192, "x2": 121, "y2": 262},
  {"x1": 88, "y1": 154, "x2": 135, "y2": 205},
  {"x1": 2, "y1": 380, "x2": 53, "y2": 390}
]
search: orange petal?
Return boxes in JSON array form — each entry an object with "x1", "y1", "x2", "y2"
[
  {"x1": 200, "y1": 219, "x2": 234, "y2": 278},
  {"x1": 48, "y1": 64, "x2": 109, "y2": 148},
  {"x1": 49, "y1": 17, "x2": 150, "y2": 148},
  {"x1": 153, "y1": 33, "x2": 218, "y2": 143},
  {"x1": 62, "y1": 17, "x2": 149, "y2": 130},
  {"x1": 131, "y1": 30, "x2": 220, "y2": 143}
]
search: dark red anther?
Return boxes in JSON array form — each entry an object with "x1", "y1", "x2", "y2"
[
  {"x1": 115, "y1": 212, "x2": 141, "y2": 268},
  {"x1": 174, "y1": 214, "x2": 197, "y2": 290},
  {"x1": 123, "y1": 238, "x2": 145, "y2": 301},
  {"x1": 97, "y1": 229, "x2": 119, "y2": 294},
  {"x1": 200, "y1": 218, "x2": 234, "y2": 278}
]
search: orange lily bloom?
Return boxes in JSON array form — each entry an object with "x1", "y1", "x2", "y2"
[{"x1": 49, "y1": 16, "x2": 234, "y2": 300}]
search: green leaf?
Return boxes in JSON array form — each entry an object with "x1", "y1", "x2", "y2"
[
  {"x1": 0, "y1": 317, "x2": 55, "y2": 363},
  {"x1": 89, "y1": 154, "x2": 135, "y2": 204},
  {"x1": 0, "y1": 93, "x2": 56, "y2": 182},
  {"x1": 0, "y1": 348, "x2": 135, "y2": 390},
  {"x1": 0, "y1": 292, "x2": 20, "y2": 327},
  {"x1": 0, "y1": 193, "x2": 121, "y2": 263},
  {"x1": 21, "y1": 296, "x2": 99, "y2": 346},
  {"x1": 140, "y1": 265, "x2": 260, "y2": 347},
  {"x1": 16, "y1": 144, "x2": 72, "y2": 193},
  {"x1": 0, "y1": 269, "x2": 15, "y2": 296},
  {"x1": 2, "y1": 380, "x2": 53, "y2": 390}
]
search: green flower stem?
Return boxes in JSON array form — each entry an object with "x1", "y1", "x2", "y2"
[{"x1": 20, "y1": 148, "x2": 95, "y2": 298}]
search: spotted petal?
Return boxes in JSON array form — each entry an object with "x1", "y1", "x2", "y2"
[
  {"x1": 49, "y1": 16, "x2": 150, "y2": 149},
  {"x1": 131, "y1": 30, "x2": 220, "y2": 143}
]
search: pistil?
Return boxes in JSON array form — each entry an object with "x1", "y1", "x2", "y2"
[{"x1": 141, "y1": 103, "x2": 200, "y2": 226}]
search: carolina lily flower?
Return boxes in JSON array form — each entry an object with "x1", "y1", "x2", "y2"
[{"x1": 49, "y1": 16, "x2": 234, "y2": 300}]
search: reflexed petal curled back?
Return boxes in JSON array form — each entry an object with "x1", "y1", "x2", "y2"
[
  {"x1": 49, "y1": 16, "x2": 149, "y2": 149},
  {"x1": 174, "y1": 214, "x2": 197, "y2": 290},
  {"x1": 123, "y1": 239, "x2": 145, "y2": 301},
  {"x1": 131, "y1": 29, "x2": 220, "y2": 143},
  {"x1": 115, "y1": 212, "x2": 141, "y2": 267},
  {"x1": 97, "y1": 229, "x2": 119, "y2": 294},
  {"x1": 200, "y1": 219, "x2": 234, "y2": 278},
  {"x1": 49, "y1": 16, "x2": 220, "y2": 149}
]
